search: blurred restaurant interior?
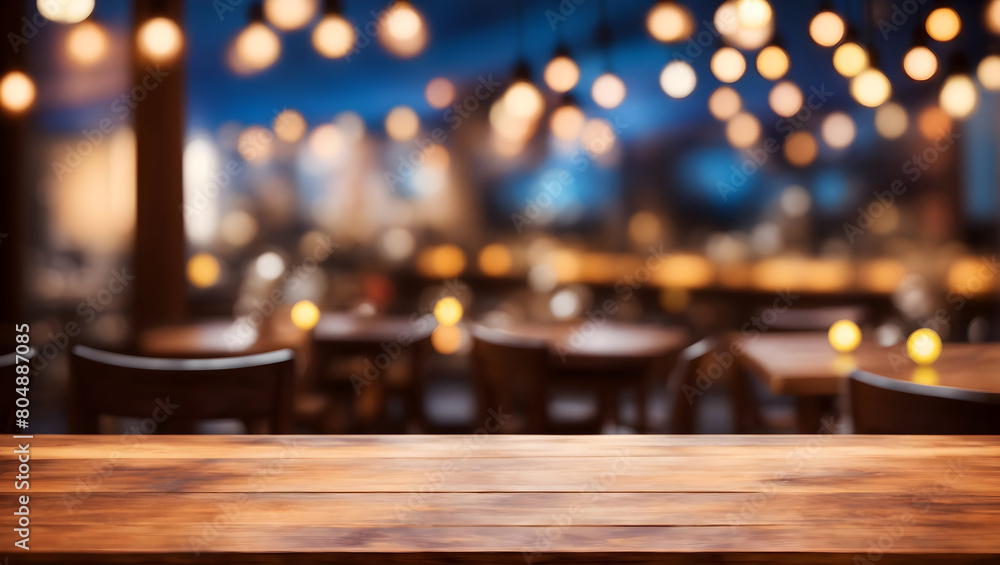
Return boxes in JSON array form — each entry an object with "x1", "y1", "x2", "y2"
[{"x1": 1, "y1": 0, "x2": 999, "y2": 436}]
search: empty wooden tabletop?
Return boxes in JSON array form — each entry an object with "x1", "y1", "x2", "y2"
[
  {"x1": 2, "y1": 434, "x2": 999, "y2": 563},
  {"x1": 735, "y1": 332, "x2": 1000, "y2": 396}
]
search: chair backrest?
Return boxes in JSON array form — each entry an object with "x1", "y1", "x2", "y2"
[
  {"x1": 1, "y1": 348, "x2": 35, "y2": 433},
  {"x1": 470, "y1": 324, "x2": 549, "y2": 433},
  {"x1": 70, "y1": 345, "x2": 295, "y2": 434},
  {"x1": 666, "y1": 337, "x2": 717, "y2": 434},
  {"x1": 849, "y1": 369, "x2": 1000, "y2": 434}
]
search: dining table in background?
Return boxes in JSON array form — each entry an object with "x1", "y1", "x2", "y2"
[
  {"x1": 3, "y1": 434, "x2": 998, "y2": 563},
  {"x1": 733, "y1": 332, "x2": 1000, "y2": 433}
]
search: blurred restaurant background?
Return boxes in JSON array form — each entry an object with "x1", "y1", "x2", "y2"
[{"x1": 1, "y1": 0, "x2": 999, "y2": 434}]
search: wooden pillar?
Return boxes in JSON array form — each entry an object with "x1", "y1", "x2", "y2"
[
  {"x1": 132, "y1": 0, "x2": 188, "y2": 334},
  {"x1": 0, "y1": 0, "x2": 29, "y2": 326}
]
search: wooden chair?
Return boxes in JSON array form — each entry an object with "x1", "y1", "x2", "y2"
[
  {"x1": 666, "y1": 337, "x2": 717, "y2": 433},
  {"x1": 69, "y1": 345, "x2": 295, "y2": 434},
  {"x1": 470, "y1": 324, "x2": 548, "y2": 434},
  {"x1": 0, "y1": 348, "x2": 35, "y2": 433},
  {"x1": 848, "y1": 369, "x2": 1000, "y2": 434}
]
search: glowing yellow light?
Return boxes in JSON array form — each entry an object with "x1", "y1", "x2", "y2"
[
  {"x1": 380, "y1": 1, "x2": 427, "y2": 57},
  {"x1": 851, "y1": 68, "x2": 891, "y2": 108},
  {"x1": 235, "y1": 22, "x2": 280, "y2": 71},
  {"x1": 312, "y1": 14, "x2": 355, "y2": 58},
  {"x1": 736, "y1": 0, "x2": 772, "y2": 30},
  {"x1": 505, "y1": 80, "x2": 544, "y2": 120},
  {"x1": 714, "y1": 0, "x2": 773, "y2": 50},
  {"x1": 264, "y1": 0, "x2": 317, "y2": 30},
  {"x1": 809, "y1": 10, "x2": 845, "y2": 47},
  {"x1": 756, "y1": 45, "x2": 789, "y2": 80},
  {"x1": 875, "y1": 102, "x2": 908, "y2": 139},
  {"x1": 821, "y1": 112, "x2": 856, "y2": 149},
  {"x1": 906, "y1": 328, "x2": 942, "y2": 365},
  {"x1": 38, "y1": 0, "x2": 93, "y2": 23},
  {"x1": 290, "y1": 300, "x2": 321, "y2": 330},
  {"x1": 544, "y1": 55, "x2": 580, "y2": 93},
  {"x1": 137, "y1": 17, "x2": 184, "y2": 62},
  {"x1": 187, "y1": 253, "x2": 221, "y2": 288},
  {"x1": 385, "y1": 105, "x2": 419, "y2": 141},
  {"x1": 0, "y1": 71, "x2": 36, "y2": 114},
  {"x1": 550, "y1": 103, "x2": 585, "y2": 141},
  {"x1": 431, "y1": 324, "x2": 462, "y2": 354},
  {"x1": 417, "y1": 245, "x2": 467, "y2": 278},
  {"x1": 918, "y1": 105, "x2": 952, "y2": 139},
  {"x1": 478, "y1": 244, "x2": 513, "y2": 276},
  {"x1": 828, "y1": 319, "x2": 861, "y2": 353},
  {"x1": 711, "y1": 47, "x2": 747, "y2": 83},
  {"x1": 726, "y1": 111, "x2": 760, "y2": 148},
  {"x1": 833, "y1": 42, "x2": 867, "y2": 77},
  {"x1": 988, "y1": 0, "x2": 1000, "y2": 34},
  {"x1": 708, "y1": 86, "x2": 741, "y2": 120},
  {"x1": 425, "y1": 77, "x2": 455, "y2": 108},
  {"x1": 273, "y1": 109, "x2": 306, "y2": 143},
  {"x1": 309, "y1": 124, "x2": 344, "y2": 158},
  {"x1": 66, "y1": 21, "x2": 109, "y2": 67},
  {"x1": 433, "y1": 296, "x2": 464, "y2": 326},
  {"x1": 591, "y1": 73, "x2": 626, "y2": 109},
  {"x1": 784, "y1": 131, "x2": 817, "y2": 167},
  {"x1": 628, "y1": 211, "x2": 661, "y2": 245},
  {"x1": 903, "y1": 46, "x2": 937, "y2": 81},
  {"x1": 911, "y1": 366, "x2": 939, "y2": 386},
  {"x1": 768, "y1": 81, "x2": 803, "y2": 117},
  {"x1": 646, "y1": 1, "x2": 694, "y2": 42},
  {"x1": 939, "y1": 74, "x2": 978, "y2": 119},
  {"x1": 832, "y1": 353, "x2": 857, "y2": 376},
  {"x1": 660, "y1": 60, "x2": 696, "y2": 98},
  {"x1": 925, "y1": 7, "x2": 960, "y2": 42},
  {"x1": 978, "y1": 55, "x2": 1000, "y2": 90}
]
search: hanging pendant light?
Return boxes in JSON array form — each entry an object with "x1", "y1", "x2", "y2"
[
  {"x1": 940, "y1": 54, "x2": 978, "y2": 119},
  {"x1": 809, "y1": 1, "x2": 845, "y2": 47},
  {"x1": 313, "y1": 0, "x2": 355, "y2": 59},
  {"x1": 591, "y1": 0, "x2": 626, "y2": 109},
  {"x1": 903, "y1": 25, "x2": 938, "y2": 81},
  {"x1": 544, "y1": 43, "x2": 580, "y2": 93},
  {"x1": 232, "y1": 2, "x2": 281, "y2": 73},
  {"x1": 850, "y1": 44, "x2": 891, "y2": 108}
]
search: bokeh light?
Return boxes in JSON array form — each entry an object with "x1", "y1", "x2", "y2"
[
  {"x1": 290, "y1": 300, "x2": 321, "y2": 330},
  {"x1": 137, "y1": 17, "x2": 184, "y2": 62},
  {"x1": 38, "y1": 0, "x2": 94, "y2": 23},
  {"x1": 939, "y1": 74, "x2": 978, "y2": 119},
  {"x1": 478, "y1": 244, "x2": 513, "y2": 276},
  {"x1": 833, "y1": 42, "x2": 867, "y2": 78},
  {"x1": 544, "y1": 55, "x2": 580, "y2": 93},
  {"x1": 711, "y1": 47, "x2": 747, "y2": 83},
  {"x1": 646, "y1": 1, "x2": 694, "y2": 42},
  {"x1": 784, "y1": 131, "x2": 817, "y2": 167},
  {"x1": 756, "y1": 45, "x2": 789, "y2": 80},
  {"x1": 550, "y1": 103, "x2": 585, "y2": 141},
  {"x1": 708, "y1": 86, "x2": 741, "y2": 120},
  {"x1": 851, "y1": 68, "x2": 891, "y2": 108},
  {"x1": 312, "y1": 14, "x2": 355, "y2": 58},
  {"x1": 264, "y1": 0, "x2": 317, "y2": 30},
  {"x1": 425, "y1": 77, "x2": 455, "y2": 108},
  {"x1": 906, "y1": 328, "x2": 942, "y2": 365},
  {"x1": 433, "y1": 296, "x2": 464, "y2": 326},
  {"x1": 66, "y1": 21, "x2": 109, "y2": 67},
  {"x1": 726, "y1": 112, "x2": 761, "y2": 148},
  {"x1": 925, "y1": 7, "x2": 960, "y2": 42},
  {"x1": 821, "y1": 112, "x2": 856, "y2": 149},
  {"x1": 903, "y1": 46, "x2": 937, "y2": 81},
  {"x1": 187, "y1": 253, "x2": 221, "y2": 288},
  {"x1": 0, "y1": 71, "x2": 36, "y2": 114},
  {"x1": 273, "y1": 109, "x2": 307, "y2": 143},
  {"x1": 828, "y1": 319, "x2": 861, "y2": 353},
  {"x1": 660, "y1": 60, "x2": 697, "y2": 98},
  {"x1": 591, "y1": 73, "x2": 626, "y2": 109},
  {"x1": 385, "y1": 105, "x2": 420, "y2": 141},
  {"x1": 234, "y1": 22, "x2": 281, "y2": 71},
  {"x1": 977, "y1": 55, "x2": 1000, "y2": 90},
  {"x1": 768, "y1": 81, "x2": 803, "y2": 117},
  {"x1": 875, "y1": 102, "x2": 908, "y2": 139},
  {"x1": 809, "y1": 10, "x2": 845, "y2": 47}
]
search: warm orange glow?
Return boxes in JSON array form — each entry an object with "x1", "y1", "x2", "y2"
[
  {"x1": 478, "y1": 244, "x2": 513, "y2": 276},
  {"x1": 137, "y1": 17, "x2": 184, "y2": 62},
  {"x1": 417, "y1": 245, "x2": 467, "y2": 278}
]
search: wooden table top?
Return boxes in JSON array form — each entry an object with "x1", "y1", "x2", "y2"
[
  {"x1": 4, "y1": 434, "x2": 999, "y2": 563},
  {"x1": 138, "y1": 318, "x2": 306, "y2": 358},
  {"x1": 736, "y1": 332, "x2": 1000, "y2": 396},
  {"x1": 314, "y1": 312, "x2": 434, "y2": 344},
  {"x1": 502, "y1": 321, "x2": 689, "y2": 363}
]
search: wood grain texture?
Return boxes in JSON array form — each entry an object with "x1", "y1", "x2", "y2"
[
  {"x1": 1, "y1": 435, "x2": 997, "y2": 563},
  {"x1": 734, "y1": 333, "x2": 1000, "y2": 396}
]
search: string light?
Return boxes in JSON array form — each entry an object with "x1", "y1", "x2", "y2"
[
  {"x1": 851, "y1": 49, "x2": 891, "y2": 108},
  {"x1": 0, "y1": 71, "x2": 36, "y2": 114},
  {"x1": 925, "y1": 7, "x2": 961, "y2": 42},
  {"x1": 940, "y1": 74, "x2": 978, "y2": 119},
  {"x1": 137, "y1": 17, "x2": 184, "y2": 62},
  {"x1": 66, "y1": 21, "x2": 109, "y2": 67},
  {"x1": 978, "y1": 55, "x2": 1000, "y2": 90},
  {"x1": 906, "y1": 328, "x2": 942, "y2": 365},
  {"x1": 756, "y1": 44, "x2": 789, "y2": 80},
  {"x1": 874, "y1": 102, "x2": 909, "y2": 139},
  {"x1": 784, "y1": 131, "x2": 817, "y2": 167},
  {"x1": 385, "y1": 106, "x2": 420, "y2": 141},
  {"x1": 903, "y1": 45, "x2": 938, "y2": 81},
  {"x1": 768, "y1": 81, "x2": 803, "y2": 117},
  {"x1": 833, "y1": 42, "x2": 868, "y2": 77},
  {"x1": 263, "y1": 0, "x2": 317, "y2": 31},
  {"x1": 646, "y1": 0, "x2": 694, "y2": 42},
  {"x1": 726, "y1": 112, "x2": 761, "y2": 148},
  {"x1": 708, "y1": 86, "x2": 741, "y2": 120},
  {"x1": 425, "y1": 77, "x2": 455, "y2": 108},
  {"x1": 543, "y1": 45, "x2": 580, "y2": 93},
  {"x1": 809, "y1": 8, "x2": 845, "y2": 47},
  {"x1": 828, "y1": 320, "x2": 862, "y2": 353},
  {"x1": 379, "y1": 0, "x2": 427, "y2": 57},
  {"x1": 591, "y1": 72, "x2": 626, "y2": 109},
  {"x1": 312, "y1": 0, "x2": 355, "y2": 59},
  {"x1": 37, "y1": 0, "x2": 94, "y2": 23},
  {"x1": 988, "y1": 0, "x2": 1000, "y2": 34},
  {"x1": 550, "y1": 96, "x2": 585, "y2": 141},
  {"x1": 234, "y1": 4, "x2": 280, "y2": 72},
  {"x1": 660, "y1": 60, "x2": 696, "y2": 98},
  {"x1": 736, "y1": 0, "x2": 772, "y2": 30},
  {"x1": 290, "y1": 300, "x2": 321, "y2": 330},
  {"x1": 711, "y1": 47, "x2": 747, "y2": 83},
  {"x1": 821, "y1": 112, "x2": 856, "y2": 149}
]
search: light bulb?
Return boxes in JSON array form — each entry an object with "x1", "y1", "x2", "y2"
[
  {"x1": 66, "y1": 21, "x2": 109, "y2": 67},
  {"x1": 263, "y1": 0, "x2": 317, "y2": 31},
  {"x1": 591, "y1": 73, "x2": 626, "y2": 109},
  {"x1": 768, "y1": 81, "x2": 803, "y2": 117},
  {"x1": 506, "y1": 80, "x2": 544, "y2": 119},
  {"x1": 312, "y1": 14, "x2": 355, "y2": 58},
  {"x1": 756, "y1": 44, "x2": 789, "y2": 80},
  {"x1": 978, "y1": 55, "x2": 1000, "y2": 90},
  {"x1": 726, "y1": 112, "x2": 760, "y2": 148},
  {"x1": 425, "y1": 77, "x2": 455, "y2": 108},
  {"x1": 851, "y1": 68, "x2": 891, "y2": 108},
  {"x1": 137, "y1": 17, "x2": 184, "y2": 62},
  {"x1": 309, "y1": 124, "x2": 344, "y2": 158},
  {"x1": 380, "y1": 1, "x2": 427, "y2": 57},
  {"x1": 711, "y1": 47, "x2": 746, "y2": 83},
  {"x1": 646, "y1": 1, "x2": 694, "y2": 42},
  {"x1": 906, "y1": 328, "x2": 941, "y2": 365},
  {"x1": 235, "y1": 22, "x2": 281, "y2": 71},
  {"x1": 809, "y1": 10, "x2": 845, "y2": 47},
  {"x1": 736, "y1": 0, "x2": 772, "y2": 30},
  {"x1": 708, "y1": 86, "x2": 741, "y2": 120},
  {"x1": 660, "y1": 60, "x2": 696, "y2": 98},
  {"x1": 187, "y1": 253, "x2": 221, "y2": 288},
  {"x1": 939, "y1": 74, "x2": 978, "y2": 119},
  {"x1": 273, "y1": 109, "x2": 306, "y2": 142},
  {"x1": 926, "y1": 7, "x2": 960, "y2": 42},
  {"x1": 37, "y1": 0, "x2": 93, "y2": 23},
  {"x1": 544, "y1": 55, "x2": 579, "y2": 93},
  {"x1": 0, "y1": 71, "x2": 35, "y2": 114},
  {"x1": 875, "y1": 102, "x2": 908, "y2": 139},
  {"x1": 833, "y1": 42, "x2": 867, "y2": 77},
  {"x1": 433, "y1": 297, "x2": 464, "y2": 326},
  {"x1": 903, "y1": 46, "x2": 937, "y2": 81},
  {"x1": 821, "y1": 112, "x2": 856, "y2": 149},
  {"x1": 828, "y1": 319, "x2": 861, "y2": 353},
  {"x1": 385, "y1": 105, "x2": 419, "y2": 141},
  {"x1": 989, "y1": 0, "x2": 1000, "y2": 34},
  {"x1": 784, "y1": 131, "x2": 817, "y2": 167},
  {"x1": 550, "y1": 103, "x2": 585, "y2": 141}
]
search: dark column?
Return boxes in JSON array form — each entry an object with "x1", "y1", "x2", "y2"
[{"x1": 131, "y1": 0, "x2": 188, "y2": 334}]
